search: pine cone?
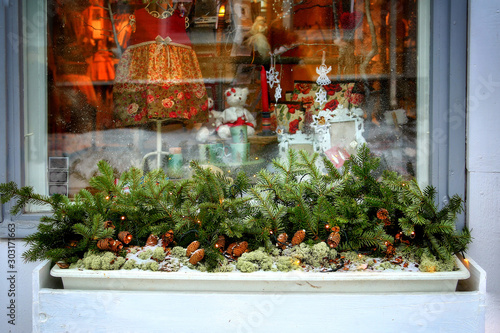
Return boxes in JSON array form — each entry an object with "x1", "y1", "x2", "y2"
[
  {"x1": 215, "y1": 235, "x2": 226, "y2": 251},
  {"x1": 103, "y1": 221, "x2": 115, "y2": 229},
  {"x1": 189, "y1": 249, "x2": 205, "y2": 265},
  {"x1": 56, "y1": 261, "x2": 70, "y2": 269},
  {"x1": 97, "y1": 238, "x2": 114, "y2": 250},
  {"x1": 186, "y1": 241, "x2": 200, "y2": 257},
  {"x1": 161, "y1": 230, "x2": 174, "y2": 248},
  {"x1": 385, "y1": 242, "x2": 396, "y2": 258},
  {"x1": 277, "y1": 233, "x2": 288, "y2": 249},
  {"x1": 327, "y1": 231, "x2": 341, "y2": 248},
  {"x1": 118, "y1": 231, "x2": 133, "y2": 244},
  {"x1": 377, "y1": 208, "x2": 389, "y2": 220},
  {"x1": 146, "y1": 234, "x2": 159, "y2": 246},
  {"x1": 226, "y1": 242, "x2": 237, "y2": 256},
  {"x1": 110, "y1": 240, "x2": 123, "y2": 252},
  {"x1": 232, "y1": 241, "x2": 248, "y2": 258},
  {"x1": 291, "y1": 230, "x2": 306, "y2": 246}
]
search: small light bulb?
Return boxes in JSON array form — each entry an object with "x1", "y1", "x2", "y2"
[
  {"x1": 105, "y1": 196, "x2": 110, "y2": 200},
  {"x1": 325, "y1": 224, "x2": 330, "y2": 229},
  {"x1": 121, "y1": 216, "x2": 126, "y2": 220}
]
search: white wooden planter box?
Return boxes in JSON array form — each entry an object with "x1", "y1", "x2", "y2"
[
  {"x1": 33, "y1": 256, "x2": 486, "y2": 333},
  {"x1": 50, "y1": 257, "x2": 470, "y2": 293}
]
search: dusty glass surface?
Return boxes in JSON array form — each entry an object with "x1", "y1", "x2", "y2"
[{"x1": 25, "y1": 0, "x2": 425, "y2": 197}]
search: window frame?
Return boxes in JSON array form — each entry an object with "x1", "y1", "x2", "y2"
[{"x1": 0, "y1": 0, "x2": 468, "y2": 238}]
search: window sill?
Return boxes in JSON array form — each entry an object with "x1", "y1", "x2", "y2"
[{"x1": 33, "y1": 256, "x2": 485, "y2": 332}]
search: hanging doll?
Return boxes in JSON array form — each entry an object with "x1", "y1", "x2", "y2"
[
  {"x1": 244, "y1": 16, "x2": 270, "y2": 57},
  {"x1": 113, "y1": 0, "x2": 208, "y2": 126}
]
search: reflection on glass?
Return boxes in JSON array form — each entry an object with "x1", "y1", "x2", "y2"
[{"x1": 40, "y1": 0, "x2": 422, "y2": 197}]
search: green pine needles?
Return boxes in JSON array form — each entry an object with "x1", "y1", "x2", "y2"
[{"x1": 0, "y1": 145, "x2": 471, "y2": 270}]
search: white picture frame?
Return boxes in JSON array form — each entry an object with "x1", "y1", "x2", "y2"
[
  {"x1": 311, "y1": 106, "x2": 365, "y2": 165},
  {"x1": 277, "y1": 130, "x2": 315, "y2": 159}
]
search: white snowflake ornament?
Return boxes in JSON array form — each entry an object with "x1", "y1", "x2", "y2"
[
  {"x1": 274, "y1": 83, "x2": 282, "y2": 101},
  {"x1": 266, "y1": 67, "x2": 278, "y2": 88},
  {"x1": 266, "y1": 54, "x2": 280, "y2": 88},
  {"x1": 315, "y1": 87, "x2": 328, "y2": 105}
]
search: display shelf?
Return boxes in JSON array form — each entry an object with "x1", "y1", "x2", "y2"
[
  {"x1": 248, "y1": 134, "x2": 278, "y2": 145},
  {"x1": 33, "y1": 256, "x2": 486, "y2": 332}
]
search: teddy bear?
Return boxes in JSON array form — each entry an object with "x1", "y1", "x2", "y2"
[
  {"x1": 195, "y1": 98, "x2": 223, "y2": 142},
  {"x1": 217, "y1": 87, "x2": 256, "y2": 140}
]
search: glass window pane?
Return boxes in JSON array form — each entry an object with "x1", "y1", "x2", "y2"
[{"x1": 24, "y1": 0, "x2": 429, "y2": 204}]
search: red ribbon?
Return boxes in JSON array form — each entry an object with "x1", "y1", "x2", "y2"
[{"x1": 217, "y1": 117, "x2": 254, "y2": 131}]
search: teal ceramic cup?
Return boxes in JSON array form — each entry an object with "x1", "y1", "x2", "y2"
[
  {"x1": 230, "y1": 125, "x2": 248, "y2": 143},
  {"x1": 198, "y1": 143, "x2": 210, "y2": 162},
  {"x1": 208, "y1": 143, "x2": 224, "y2": 164},
  {"x1": 167, "y1": 155, "x2": 183, "y2": 178},
  {"x1": 231, "y1": 143, "x2": 249, "y2": 164}
]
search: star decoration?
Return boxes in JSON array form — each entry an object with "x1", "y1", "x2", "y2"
[
  {"x1": 315, "y1": 87, "x2": 328, "y2": 105},
  {"x1": 266, "y1": 67, "x2": 279, "y2": 88},
  {"x1": 274, "y1": 83, "x2": 282, "y2": 101}
]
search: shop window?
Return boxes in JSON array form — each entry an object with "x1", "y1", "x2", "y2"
[{"x1": 23, "y1": 0, "x2": 430, "y2": 205}]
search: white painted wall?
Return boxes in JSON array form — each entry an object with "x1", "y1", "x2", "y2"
[
  {"x1": 467, "y1": 1, "x2": 500, "y2": 332},
  {"x1": 2, "y1": 1, "x2": 500, "y2": 333},
  {"x1": 0, "y1": 240, "x2": 41, "y2": 333}
]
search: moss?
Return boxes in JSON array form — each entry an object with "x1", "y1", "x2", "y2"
[
  {"x1": 112, "y1": 257, "x2": 126, "y2": 269},
  {"x1": 212, "y1": 258, "x2": 234, "y2": 273},
  {"x1": 276, "y1": 256, "x2": 295, "y2": 272},
  {"x1": 327, "y1": 248, "x2": 338, "y2": 260},
  {"x1": 137, "y1": 249, "x2": 153, "y2": 260},
  {"x1": 236, "y1": 249, "x2": 273, "y2": 272},
  {"x1": 151, "y1": 247, "x2": 166, "y2": 261},
  {"x1": 340, "y1": 251, "x2": 364, "y2": 262},
  {"x1": 78, "y1": 251, "x2": 126, "y2": 270},
  {"x1": 122, "y1": 259, "x2": 136, "y2": 270},
  {"x1": 284, "y1": 243, "x2": 309, "y2": 262},
  {"x1": 100, "y1": 252, "x2": 117, "y2": 270},
  {"x1": 271, "y1": 248, "x2": 281, "y2": 256},
  {"x1": 192, "y1": 262, "x2": 208, "y2": 272},
  {"x1": 73, "y1": 259, "x2": 84, "y2": 269},
  {"x1": 237, "y1": 261, "x2": 259, "y2": 273},
  {"x1": 149, "y1": 261, "x2": 159, "y2": 271},
  {"x1": 284, "y1": 242, "x2": 335, "y2": 268},
  {"x1": 377, "y1": 261, "x2": 401, "y2": 270},
  {"x1": 139, "y1": 261, "x2": 159, "y2": 271},
  {"x1": 90, "y1": 257, "x2": 102, "y2": 270},
  {"x1": 171, "y1": 246, "x2": 187, "y2": 258},
  {"x1": 310, "y1": 242, "x2": 337, "y2": 265},
  {"x1": 419, "y1": 252, "x2": 456, "y2": 272}
]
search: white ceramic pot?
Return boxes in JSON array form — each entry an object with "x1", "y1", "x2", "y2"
[{"x1": 51, "y1": 256, "x2": 469, "y2": 293}]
